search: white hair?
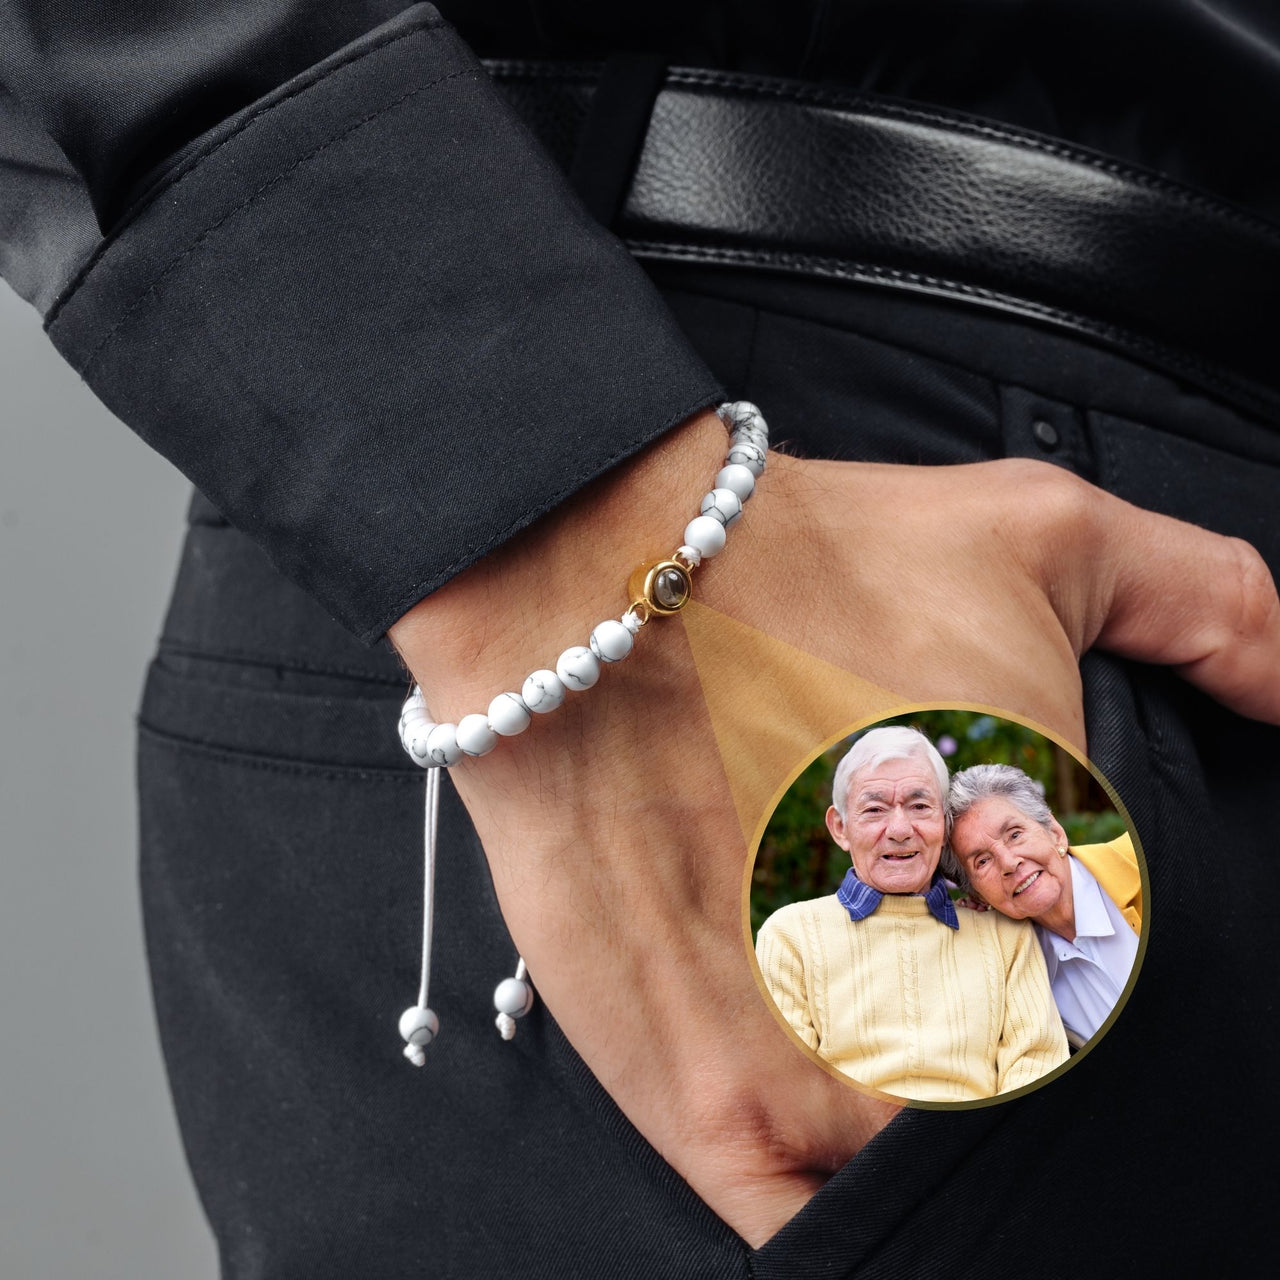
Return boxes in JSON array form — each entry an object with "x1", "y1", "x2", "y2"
[
  {"x1": 947, "y1": 763, "x2": 1054, "y2": 830},
  {"x1": 831, "y1": 726, "x2": 949, "y2": 819}
]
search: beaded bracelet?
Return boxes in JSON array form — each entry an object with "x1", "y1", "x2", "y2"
[{"x1": 395, "y1": 401, "x2": 769, "y2": 1065}]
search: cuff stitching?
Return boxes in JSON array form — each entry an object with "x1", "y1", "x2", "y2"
[
  {"x1": 46, "y1": 15, "x2": 450, "y2": 330},
  {"x1": 73, "y1": 63, "x2": 476, "y2": 380},
  {"x1": 362, "y1": 387, "x2": 723, "y2": 643}
]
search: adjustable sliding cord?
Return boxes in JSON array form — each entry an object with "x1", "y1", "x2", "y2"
[{"x1": 395, "y1": 401, "x2": 770, "y2": 1064}]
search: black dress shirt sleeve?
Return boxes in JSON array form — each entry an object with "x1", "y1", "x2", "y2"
[{"x1": 1, "y1": 3, "x2": 723, "y2": 642}]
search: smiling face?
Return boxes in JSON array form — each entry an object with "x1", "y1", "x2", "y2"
[
  {"x1": 825, "y1": 755, "x2": 947, "y2": 894},
  {"x1": 949, "y1": 796, "x2": 1071, "y2": 923}
]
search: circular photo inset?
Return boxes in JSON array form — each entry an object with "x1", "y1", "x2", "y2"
[{"x1": 749, "y1": 707, "x2": 1146, "y2": 1107}]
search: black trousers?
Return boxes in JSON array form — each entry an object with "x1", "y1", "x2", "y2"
[{"x1": 138, "y1": 264, "x2": 1280, "y2": 1278}]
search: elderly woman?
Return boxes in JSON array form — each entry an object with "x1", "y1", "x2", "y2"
[
  {"x1": 947, "y1": 764, "x2": 1141, "y2": 1049},
  {"x1": 756, "y1": 728, "x2": 1068, "y2": 1102}
]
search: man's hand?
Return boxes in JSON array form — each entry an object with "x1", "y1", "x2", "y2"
[{"x1": 389, "y1": 409, "x2": 1280, "y2": 1246}]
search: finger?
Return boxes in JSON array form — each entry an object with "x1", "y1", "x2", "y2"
[{"x1": 1092, "y1": 500, "x2": 1280, "y2": 724}]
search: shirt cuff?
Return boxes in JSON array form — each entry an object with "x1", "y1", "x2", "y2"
[{"x1": 45, "y1": 4, "x2": 724, "y2": 643}]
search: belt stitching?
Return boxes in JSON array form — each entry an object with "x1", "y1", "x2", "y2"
[
  {"x1": 626, "y1": 240, "x2": 1259, "y2": 410},
  {"x1": 490, "y1": 60, "x2": 1280, "y2": 245}
]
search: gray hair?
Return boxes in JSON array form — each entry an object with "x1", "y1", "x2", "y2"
[
  {"x1": 831, "y1": 726, "x2": 949, "y2": 817},
  {"x1": 946, "y1": 764, "x2": 1056, "y2": 894},
  {"x1": 947, "y1": 763, "x2": 1054, "y2": 830},
  {"x1": 831, "y1": 726, "x2": 956, "y2": 880}
]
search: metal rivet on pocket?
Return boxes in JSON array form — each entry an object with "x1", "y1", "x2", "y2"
[{"x1": 1032, "y1": 419, "x2": 1061, "y2": 451}]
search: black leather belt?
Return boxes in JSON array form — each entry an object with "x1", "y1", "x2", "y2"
[{"x1": 490, "y1": 60, "x2": 1280, "y2": 420}]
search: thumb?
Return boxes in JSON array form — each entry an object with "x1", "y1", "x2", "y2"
[{"x1": 1084, "y1": 496, "x2": 1280, "y2": 723}]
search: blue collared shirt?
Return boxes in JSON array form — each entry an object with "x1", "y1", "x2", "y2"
[{"x1": 836, "y1": 868, "x2": 959, "y2": 930}]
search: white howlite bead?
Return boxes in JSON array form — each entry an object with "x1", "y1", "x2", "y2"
[
  {"x1": 522, "y1": 669, "x2": 566, "y2": 713},
  {"x1": 400, "y1": 708, "x2": 424, "y2": 737},
  {"x1": 731, "y1": 409, "x2": 768, "y2": 432},
  {"x1": 425, "y1": 722, "x2": 463, "y2": 767},
  {"x1": 556, "y1": 645, "x2": 601, "y2": 692},
  {"x1": 732, "y1": 426, "x2": 769, "y2": 452},
  {"x1": 683, "y1": 514, "x2": 728, "y2": 558},
  {"x1": 676, "y1": 544, "x2": 702, "y2": 568},
  {"x1": 727, "y1": 440, "x2": 767, "y2": 476},
  {"x1": 720, "y1": 401, "x2": 767, "y2": 434},
  {"x1": 590, "y1": 619, "x2": 634, "y2": 663},
  {"x1": 715, "y1": 463, "x2": 756, "y2": 501},
  {"x1": 402, "y1": 721, "x2": 437, "y2": 765},
  {"x1": 399, "y1": 1005, "x2": 439, "y2": 1047},
  {"x1": 456, "y1": 713, "x2": 498, "y2": 757},
  {"x1": 487, "y1": 691, "x2": 532, "y2": 736},
  {"x1": 700, "y1": 487, "x2": 743, "y2": 528},
  {"x1": 493, "y1": 977, "x2": 534, "y2": 1018}
]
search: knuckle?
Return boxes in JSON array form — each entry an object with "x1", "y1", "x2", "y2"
[
  {"x1": 992, "y1": 458, "x2": 1101, "y2": 543},
  {"x1": 1220, "y1": 537, "x2": 1279, "y2": 641}
]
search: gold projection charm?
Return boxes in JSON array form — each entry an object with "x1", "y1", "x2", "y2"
[{"x1": 627, "y1": 557, "x2": 694, "y2": 621}]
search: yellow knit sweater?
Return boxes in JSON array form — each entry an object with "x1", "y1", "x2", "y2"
[{"x1": 756, "y1": 891, "x2": 1068, "y2": 1102}]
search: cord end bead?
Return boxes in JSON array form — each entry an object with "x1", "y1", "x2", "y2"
[
  {"x1": 393, "y1": 403, "x2": 767, "y2": 1060},
  {"x1": 400, "y1": 1005, "x2": 439, "y2": 1053},
  {"x1": 494, "y1": 976, "x2": 535, "y2": 1018},
  {"x1": 493, "y1": 973, "x2": 534, "y2": 1042}
]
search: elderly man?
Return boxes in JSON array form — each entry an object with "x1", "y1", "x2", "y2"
[{"x1": 755, "y1": 726, "x2": 1068, "y2": 1102}]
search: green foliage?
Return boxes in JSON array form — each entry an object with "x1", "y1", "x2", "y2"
[
  {"x1": 1059, "y1": 809, "x2": 1127, "y2": 845},
  {"x1": 750, "y1": 710, "x2": 1122, "y2": 936}
]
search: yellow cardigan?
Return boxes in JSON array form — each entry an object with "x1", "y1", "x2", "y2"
[
  {"x1": 1070, "y1": 831, "x2": 1142, "y2": 934},
  {"x1": 756, "y1": 891, "x2": 1068, "y2": 1103}
]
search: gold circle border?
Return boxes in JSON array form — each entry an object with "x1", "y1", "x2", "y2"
[{"x1": 738, "y1": 698, "x2": 1151, "y2": 1111}]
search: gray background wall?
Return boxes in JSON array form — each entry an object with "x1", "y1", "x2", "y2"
[{"x1": 1, "y1": 280, "x2": 218, "y2": 1278}]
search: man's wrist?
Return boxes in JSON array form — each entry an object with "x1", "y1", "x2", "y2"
[{"x1": 388, "y1": 406, "x2": 737, "y2": 718}]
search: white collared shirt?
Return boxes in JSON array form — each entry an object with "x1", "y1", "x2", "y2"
[{"x1": 1037, "y1": 854, "x2": 1139, "y2": 1047}]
